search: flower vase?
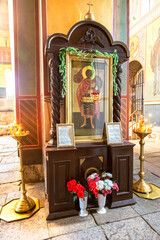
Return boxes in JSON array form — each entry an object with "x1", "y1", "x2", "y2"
[
  {"x1": 79, "y1": 195, "x2": 88, "y2": 217},
  {"x1": 97, "y1": 194, "x2": 106, "y2": 214}
]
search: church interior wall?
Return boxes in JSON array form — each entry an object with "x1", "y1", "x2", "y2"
[{"x1": 129, "y1": 4, "x2": 160, "y2": 127}]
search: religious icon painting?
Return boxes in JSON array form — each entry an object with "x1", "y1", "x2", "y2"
[{"x1": 66, "y1": 53, "x2": 113, "y2": 142}]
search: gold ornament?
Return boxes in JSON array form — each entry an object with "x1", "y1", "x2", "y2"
[{"x1": 82, "y1": 65, "x2": 95, "y2": 80}]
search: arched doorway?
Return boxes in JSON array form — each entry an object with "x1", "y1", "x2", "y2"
[{"x1": 129, "y1": 60, "x2": 144, "y2": 138}]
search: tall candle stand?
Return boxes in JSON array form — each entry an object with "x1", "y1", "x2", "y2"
[
  {"x1": 12, "y1": 133, "x2": 36, "y2": 213},
  {"x1": 133, "y1": 131, "x2": 152, "y2": 193},
  {"x1": 0, "y1": 127, "x2": 40, "y2": 222}
]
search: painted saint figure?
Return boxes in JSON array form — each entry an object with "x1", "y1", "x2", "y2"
[
  {"x1": 74, "y1": 65, "x2": 102, "y2": 129},
  {"x1": 150, "y1": 27, "x2": 160, "y2": 95}
]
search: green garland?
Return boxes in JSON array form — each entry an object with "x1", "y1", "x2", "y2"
[{"x1": 59, "y1": 47, "x2": 118, "y2": 98}]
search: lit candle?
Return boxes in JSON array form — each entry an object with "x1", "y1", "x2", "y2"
[
  {"x1": 18, "y1": 126, "x2": 21, "y2": 135},
  {"x1": 10, "y1": 126, "x2": 12, "y2": 135}
]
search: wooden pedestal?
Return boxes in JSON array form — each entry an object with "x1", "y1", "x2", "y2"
[
  {"x1": 45, "y1": 141, "x2": 135, "y2": 220},
  {"x1": 107, "y1": 141, "x2": 136, "y2": 208}
]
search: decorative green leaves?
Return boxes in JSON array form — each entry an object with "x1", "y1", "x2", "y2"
[{"x1": 59, "y1": 47, "x2": 118, "y2": 98}]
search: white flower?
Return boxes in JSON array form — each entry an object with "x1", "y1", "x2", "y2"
[
  {"x1": 107, "y1": 173, "x2": 112, "y2": 178},
  {"x1": 102, "y1": 172, "x2": 107, "y2": 177},
  {"x1": 88, "y1": 173, "x2": 98, "y2": 179},
  {"x1": 104, "y1": 183, "x2": 111, "y2": 191},
  {"x1": 102, "y1": 172, "x2": 112, "y2": 178},
  {"x1": 96, "y1": 180, "x2": 104, "y2": 191},
  {"x1": 104, "y1": 179, "x2": 113, "y2": 187}
]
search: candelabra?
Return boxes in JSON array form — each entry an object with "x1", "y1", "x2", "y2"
[
  {"x1": 12, "y1": 133, "x2": 36, "y2": 213},
  {"x1": 0, "y1": 125, "x2": 40, "y2": 222},
  {"x1": 133, "y1": 131, "x2": 152, "y2": 194}
]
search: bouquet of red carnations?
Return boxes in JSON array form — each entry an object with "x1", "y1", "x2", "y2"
[{"x1": 67, "y1": 179, "x2": 86, "y2": 201}]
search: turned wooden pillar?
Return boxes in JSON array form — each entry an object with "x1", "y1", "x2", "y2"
[
  {"x1": 48, "y1": 57, "x2": 60, "y2": 145},
  {"x1": 113, "y1": 62, "x2": 123, "y2": 122}
]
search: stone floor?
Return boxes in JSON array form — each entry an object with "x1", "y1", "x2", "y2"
[{"x1": 0, "y1": 136, "x2": 160, "y2": 240}]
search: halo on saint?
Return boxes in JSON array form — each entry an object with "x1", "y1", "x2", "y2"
[{"x1": 82, "y1": 65, "x2": 95, "y2": 80}]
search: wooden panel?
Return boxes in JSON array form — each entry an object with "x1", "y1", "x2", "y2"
[
  {"x1": 116, "y1": 155, "x2": 129, "y2": 194},
  {"x1": 54, "y1": 161, "x2": 70, "y2": 203}
]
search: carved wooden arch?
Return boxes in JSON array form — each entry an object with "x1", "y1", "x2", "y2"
[{"x1": 46, "y1": 20, "x2": 130, "y2": 144}]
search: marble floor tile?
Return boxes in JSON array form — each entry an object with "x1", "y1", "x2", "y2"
[
  {"x1": 0, "y1": 163, "x2": 19, "y2": 173},
  {"x1": 0, "y1": 182, "x2": 20, "y2": 194},
  {"x1": 132, "y1": 194, "x2": 160, "y2": 215},
  {"x1": 133, "y1": 170, "x2": 160, "y2": 185},
  {"x1": 6, "y1": 191, "x2": 21, "y2": 203},
  {"x1": 5, "y1": 185, "x2": 45, "y2": 208},
  {"x1": 27, "y1": 184, "x2": 45, "y2": 208},
  {"x1": 154, "y1": 162, "x2": 160, "y2": 168},
  {"x1": 0, "y1": 146, "x2": 17, "y2": 154},
  {"x1": 47, "y1": 214, "x2": 96, "y2": 238},
  {"x1": 0, "y1": 208, "x2": 49, "y2": 240},
  {"x1": 144, "y1": 162, "x2": 160, "y2": 177},
  {"x1": 101, "y1": 216, "x2": 160, "y2": 240},
  {"x1": 92, "y1": 206, "x2": 139, "y2": 225},
  {"x1": 133, "y1": 159, "x2": 139, "y2": 169},
  {"x1": 0, "y1": 194, "x2": 6, "y2": 206},
  {"x1": 146, "y1": 156, "x2": 160, "y2": 164},
  {"x1": 0, "y1": 136, "x2": 16, "y2": 145},
  {"x1": 0, "y1": 171, "x2": 20, "y2": 184},
  {"x1": 143, "y1": 212, "x2": 160, "y2": 235},
  {"x1": 51, "y1": 226, "x2": 106, "y2": 240},
  {"x1": 0, "y1": 155, "x2": 19, "y2": 164}
]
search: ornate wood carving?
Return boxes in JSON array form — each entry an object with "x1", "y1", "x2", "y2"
[
  {"x1": 48, "y1": 57, "x2": 60, "y2": 144},
  {"x1": 46, "y1": 20, "x2": 130, "y2": 144},
  {"x1": 113, "y1": 63, "x2": 123, "y2": 122},
  {"x1": 78, "y1": 28, "x2": 104, "y2": 47}
]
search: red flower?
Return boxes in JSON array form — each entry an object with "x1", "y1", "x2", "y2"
[
  {"x1": 89, "y1": 180, "x2": 96, "y2": 191},
  {"x1": 81, "y1": 186, "x2": 85, "y2": 191},
  {"x1": 70, "y1": 179, "x2": 77, "y2": 186},
  {"x1": 93, "y1": 188, "x2": 98, "y2": 195},
  {"x1": 76, "y1": 184, "x2": 83, "y2": 191},
  {"x1": 67, "y1": 185, "x2": 73, "y2": 191},
  {"x1": 107, "y1": 190, "x2": 112, "y2": 194},
  {"x1": 67, "y1": 179, "x2": 77, "y2": 188},
  {"x1": 72, "y1": 185, "x2": 77, "y2": 193},
  {"x1": 77, "y1": 190, "x2": 84, "y2": 198}
]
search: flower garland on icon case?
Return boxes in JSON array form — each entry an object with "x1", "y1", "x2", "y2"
[
  {"x1": 59, "y1": 47, "x2": 119, "y2": 98},
  {"x1": 87, "y1": 172, "x2": 119, "y2": 198},
  {"x1": 67, "y1": 179, "x2": 86, "y2": 201}
]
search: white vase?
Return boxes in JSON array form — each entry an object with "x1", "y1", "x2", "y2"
[
  {"x1": 79, "y1": 195, "x2": 88, "y2": 217},
  {"x1": 97, "y1": 194, "x2": 106, "y2": 214}
]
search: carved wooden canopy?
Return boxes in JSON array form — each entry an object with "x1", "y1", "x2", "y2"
[{"x1": 46, "y1": 20, "x2": 130, "y2": 144}]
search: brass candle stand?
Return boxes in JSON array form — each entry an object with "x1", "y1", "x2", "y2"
[
  {"x1": 133, "y1": 131, "x2": 152, "y2": 194},
  {"x1": 0, "y1": 129, "x2": 40, "y2": 222},
  {"x1": 12, "y1": 134, "x2": 36, "y2": 213}
]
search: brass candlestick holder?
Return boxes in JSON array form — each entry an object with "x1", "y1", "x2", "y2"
[
  {"x1": 12, "y1": 134, "x2": 36, "y2": 213},
  {"x1": 0, "y1": 126, "x2": 40, "y2": 222},
  {"x1": 133, "y1": 131, "x2": 152, "y2": 194}
]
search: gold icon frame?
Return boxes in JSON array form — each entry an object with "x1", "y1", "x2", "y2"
[{"x1": 65, "y1": 53, "x2": 113, "y2": 143}]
